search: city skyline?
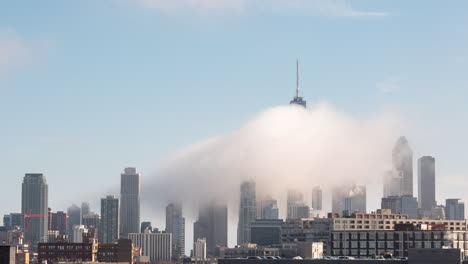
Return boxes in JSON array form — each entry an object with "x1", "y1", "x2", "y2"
[{"x1": 2, "y1": 0, "x2": 468, "y2": 255}]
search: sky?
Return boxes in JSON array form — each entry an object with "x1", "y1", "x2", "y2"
[{"x1": 1, "y1": 0, "x2": 468, "y2": 248}]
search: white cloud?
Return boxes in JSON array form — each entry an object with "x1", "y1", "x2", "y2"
[
  {"x1": 0, "y1": 29, "x2": 32, "y2": 77},
  {"x1": 134, "y1": 0, "x2": 388, "y2": 18}
]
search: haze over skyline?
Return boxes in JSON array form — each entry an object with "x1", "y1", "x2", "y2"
[{"x1": 1, "y1": 0, "x2": 468, "y2": 248}]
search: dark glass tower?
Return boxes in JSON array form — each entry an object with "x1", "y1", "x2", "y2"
[
  {"x1": 120, "y1": 167, "x2": 140, "y2": 238},
  {"x1": 237, "y1": 180, "x2": 256, "y2": 244},
  {"x1": 22, "y1": 173, "x2": 48, "y2": 248}
]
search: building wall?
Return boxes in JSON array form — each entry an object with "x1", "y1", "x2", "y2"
[
  {"x1": 120, "y1": 168, "x2": 140, "y2": 238},
  {"x1": 100, "y1": 196, "x2": 120, "y2": 244},
  {"x1": 128, "y1": 232, "x2": 172, "y2": 263},
  {"x1": 22, "y1": 173, "x2": 49, "y2": 248},
  {"x1": 418, "y1": 156, "x2": 436, "y2": 211}
]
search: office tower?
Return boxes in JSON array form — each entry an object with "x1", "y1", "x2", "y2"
[
  {"x1": 381, "y1": 196, "x2": 401, "y2": 214},
  {"x1": 120, "y1": 167, "x2": 140, "y2": 239},
  {"x1": 165, "y1": 203, "x2": 185, "y2": 259},
  {"x1": 237, "y1": 181, "x2": 256, "y2": 245},
  {"x1": 100, "y1": 195, "x2": 119, "y2": 243},
  {"x1": 193, "y1": 201, "x2": 228, "y2": 257},
  {"x1": 50, "y1": 211, "x2": 68, "y2": 235},
  {"x1": 82, "y1": 213, "x2": 100, "y2": 229},
  {"x1": 431, "y1": 205, "x2": 446, "y2": 220},
  {"x1": 257, "y1": 196, "x2": 279, "y2": 220},
  {"x1": 312, "y1": 186, "x2": 323, "y2": 211},
  {"x1": 418, "y1": 156, "x2": 436, "y2": 211},
  {"x1": 141, "y1": 222, "x2": 152, "y2": 233},
  {"x1": 250, "y1": 219, "x2": 283, "y2": 247},
  {"x1": 287, "y1": 189, "x2": 304, "y2": 219},
  {"x1": 393, "y1": 136, "x2": 413, "y2": 196},
  {"x1": 193, "y1": 238, "x2": 207, "y2": 261},
  {"x1": 21, "y1": 173, "x2": 49, "y2": 247},
  {"x1": 345, "y1": 185, "x2": 366, "y2": 213},
  {"x1": 445, "y1": 199, "x2": 465, "y2": 220},
  {"x1": 72, "y1": 225, "x2": 88, "y2": 243},
  {"x1": 289, "y1": 60, "x2": 306, "y2": 108},
  {"x1": 383, "y1": 170, "x2": 402, "y2": 197},
  {"x1": 67, "y1": 204, "x2": 81, "y2": 240},
  {"x1": 128, "y1": 231, "x2": 172, "y2": 263},
  {"x1": 81, "y1": 202, "x2": 90, "y2": 219},
  {"x1": 400, "y1": 195, "x2": 418, "y2": 219},
  {"x1": 3, "y1": 213, "x2": 22, "y2": 230}
]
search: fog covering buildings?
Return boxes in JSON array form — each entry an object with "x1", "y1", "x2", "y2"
[
  {"x1": 237, "y1": 180, "x2": 256, "y2": 244},
  {"x1": 165, "y1": 203, "x2": 185, "y2": 259},
  {"x1": 22, "y1": 173, "x2": 48, "y2": 247},
  {"x1": 193, "y1": 201, "x2": 228, "y2": 257},
  {"x1": 392, "y1": 136, "x2": 413, "y2": 196}
]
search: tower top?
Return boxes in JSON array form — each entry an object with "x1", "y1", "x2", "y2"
[{"x1": 296, "y1": 59, "x2": 300, "y2": 97}]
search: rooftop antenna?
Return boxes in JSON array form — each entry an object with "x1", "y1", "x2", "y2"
[{"x1": 296, "y1": 59, "x2": 300, "y2": 98}]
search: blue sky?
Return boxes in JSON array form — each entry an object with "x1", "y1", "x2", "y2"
[{"x1": 1, "y1": 0, "x2": 468, "y2": 239}]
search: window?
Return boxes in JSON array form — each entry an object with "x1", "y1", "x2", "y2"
[
  {"x1": 360, "y1": 241, "x2": 367, "y2": 248},
  {"x1": 387, "y1": 241, "x2": 394, "y2": 249},
  {"x1": 378, "y1": 241, "x2": 386, "y2": 249},
  {"x1": 359, "y1": 233, "x2": 367, "y2": 239},
  {"x1": 351, "y1": 242, "x2": 358, "y2": 248}
]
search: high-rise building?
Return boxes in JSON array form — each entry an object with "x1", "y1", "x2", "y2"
[
  {"x1": 287, "y1": 189, "x2": 304, "y2": 219},
  {"x1": 193, "y1": 238, "x2": 207, "y2": 261},
  {"x1": 72, "y1": 225, "x2": 89, "y2": 243},
  {"x1": 400, "y1": 195, "x2": 418, "y2": 219},
  {"x1": 67, "y1": 204, "x2": 81, "y2": 240},
  {"x1": 193, "y1": 201, "x2": 228, "y2": 257},
  {"x1": 120, "y1": 167, "x2": 140, "y2": 238},
  {"x1": 383, "y1": 170, "x2": 402, "y2": 197},
  {"x1": 289, "y1": 60, "x2": 306, "y2": 108},
  {"x1": 82, "y1": 213, "x2": 100, "y2": 229},
  {"x1": 345, "y1": 185, "x2": 366, "y2": 214},
  {"x1": 165, "y1": 203, "x2": 185, "y2": 259},
  {"x1": 312, "y1": 186, "x2": 323, "y2": 211},
  {"x1": 3, "y1": 213, "x2": 22, "y2": 230},
  {"x1": 100, "y1": 195, "x2": 119, "y2": 243},
  {"x1": 128, "y1": 231, "x2": 172, "y2": 263},
  {"x1": 393, "y1": 137, "x2": 413, "y2": 196},
  {"x1": 381, "y1": 195, "x2": 418, "y2": 219},
  {"x1": 21, "y1": 173, "x2": 49, "y2": 247},
  {"x1": 50, "y1": 211, "x2": 68, "y2": 235},
  {"x1": 257, "y1": 196, "x2": 279, "y2": 220},
  {"x1": 418, "y1": 156, "x2": 436, "y2": 211},
  {"x1": 250, "y1": 219, "x2": 283, "y2": 247},
  {"x1": 81, "y1": 202, "x2": 90, "y2": 220},
  {"x1": 445, "y1": 199, "x2": 465, "y2": 220},
  {"x1": 237, "y1": 181, "x2": 256, "y2": 245},
  {"x1": 381, "y1": 196, "x2": 401, "y2": 215},
  {"x1": 141, "y1": 222, "x2": 152, "y2": 233}
]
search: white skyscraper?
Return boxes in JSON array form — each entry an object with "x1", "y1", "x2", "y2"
[
  {"x1": 393, "y1": 137, "x2": 413, "y2": 196},
  {"x1": 129, "y1": 231, "x2": 172, "y2": 263},
  {"x1": 193, "y1": 238, "x2": 207, "y2": 261}
]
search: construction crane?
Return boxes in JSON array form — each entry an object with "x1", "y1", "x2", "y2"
[{"x1": 23, "y1": 209, "x2": 48, "y2": 247}]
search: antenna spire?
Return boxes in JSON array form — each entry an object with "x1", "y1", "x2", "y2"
[{"x1": 296, "y1": 59, "x2": 300, "y2": 97}]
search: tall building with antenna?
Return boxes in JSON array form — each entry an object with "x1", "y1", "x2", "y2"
[{"x1": 290, "y1": 60, "x2": 307, "y2": 108}]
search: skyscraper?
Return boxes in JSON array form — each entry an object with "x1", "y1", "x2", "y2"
[
  {"x1": 81, "y1": 202, "x2": 90, "y2": 219},
  {"x1": 193, "y1": 201, "x2": 228, "y2": 257},
  {"x1": 22, "y1": 173, "x2": 49, "y2": 247},
  {"x1": 100, "y1": 195, "x2": 119, "y2": 243},
  {"x1": 257, "y1": 196, "x2": 279, "y2": 220},
  {"x1": 67, "y1": 204, "x2": 81, "y2": 240},
  {"x1": 393, "y1": 137, "x2": 413, "y2": 196},
  {"x1": 312, "y1": 186, "x2": 323, "y2": 211},
  {"x1": 418, "y1": 156, "x2": 436, "y2": 211},
  {"x1": 237, "y1": 181, "x2": 256, "y2": 245},
  {"x1": 445, "y1": 199, "x2": 465, "y2": 220},
  {"x1": 120, "y1": 167, "x2": 140, "y2": 238},
  {"x1": 289, "y1": 60, "x2": 306, "y2": 108},
  {"x1": 129, "y1": 231, "x2": 172, "y2": 263},
  {"x1": 383, "y1": 170, "x2": 402, "y2": 197},
  {"x1": 50, "y1": 211, "x2": 68, "y2": 236},
  {"x1": 287, "y1": 189, "x2": 304, "y2": 219},
  {"x1": 165, "y1": 203, "x2": 185, "y2": 259}
]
